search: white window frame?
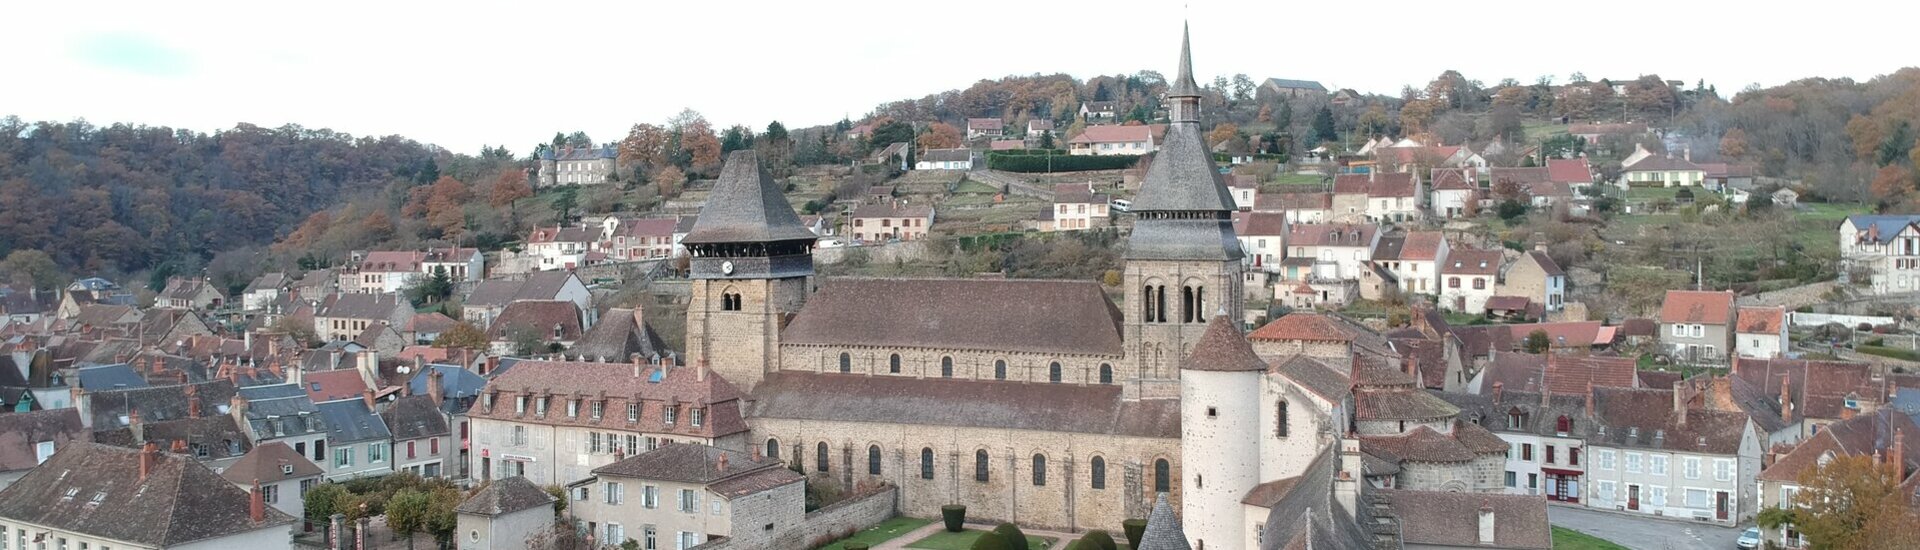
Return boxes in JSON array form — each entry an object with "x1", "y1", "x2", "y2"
[
  {"x1": 1714, "y1": 458, "x2": 1735, "y2": 482},
  {"x1": 1597, "y1": 449, "x2": 1616, "y2": 470},
  {"x1": 1625, "y1": 452, "x2": 1643, "y2": 474},
  {"x1": 1650, "y1": 454, "x2": 1668, "y2": 476},
  {"x1": 1684, "y1": 457, "x2": 1702, "y2": 479}
]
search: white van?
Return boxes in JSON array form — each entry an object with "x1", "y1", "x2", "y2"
[{"x1": 1109, "y1": 199, "x2": 1132, "y2": 212}]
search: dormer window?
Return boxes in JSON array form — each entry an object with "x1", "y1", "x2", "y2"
[{"x1": 1556, "y1": 415, "x2": 1572, "y2": 434}]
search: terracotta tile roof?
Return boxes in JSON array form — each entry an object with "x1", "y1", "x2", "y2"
[
  {"x1": 1618, "y1": 318, "x2": 1657, "y2": 337},
  {"x1": 526, "y1": 225, "x2": 596, "y2": 244},
  {"x1": 1067, "y1": 125, "x2": 1154, "y2": 144},
  {"x1": 1240, "y1": 475, "x2": 1303, "y2": 507},
  {"x1": 465, "y1": 271, "x2": 580, "y2": 308},
  {"x1": 966, "y1": 118, "x2": 1003, "y2": 131},
  {"x1": 1442, "y1": 248, "x2": 1503, "y2": 276},
  {"x1": 1736, "y1": 306, "x2": 1786, "y2": 334},
  {"x1": 1624, "y1": 155, "x2": 1702, "y2": 173},
  {"x1": 408, "y1": 312, "x2": 458, "y2": 334},
  {"x1": 1429, "y1": 168, "x2": 1475, "y2": 191},
  {"x1": 219, "y1": 441, "x2": 323, "y2": 486},
  {"x1": 748, "y1": 372, "x2": 1178, "y2": 438},
  {"x1": 1485, "y1": 296, "x2": 1532, "y2": 312},
  {"x1": 1251, "y1": 313, "x2": 1358, "y2": 343},
  {"x1": 1759, "y1": 409, "x2": 1919, "y2": 482},
  {"x1": 318, "y1": 293, "x2": 408, "y2": 321},
  {"x1": 457, "y1": 476, "x2": 554, "y2": 516},
  {"x1": 1568, "y1": 123, "x2": 1646, "y2": 135},
  {"x1": 1544, "y1": 354, "x2": 1638, "y2": 395},
  {"x1": 1379, "y1": 490, "x2": 1551, "y2": 549},
  {"x1": 850, "y1": 202, "x2": 935, "y2": 219},
  {"x1": 1545, "y1": 158, "x2": 1592, "y2": 184},
  {"x1": 1378, "y1": 146, "x2": 1461, "y2": 166},
  {"x1": 1183, "y1": 316, "x2": 1267, "y2": 372},
  {"x1": 1285, "y1": 224, "x2": 1377, "y2": 247},
  {"x1": 1488, "y1": 167, "x2": 1551, "y2": 185},
  {"x1": 569, "y1": 308, "x2": 672, "y2": 362},
  {"x1": 301, "y1": 368, "x2": 370, "y2": 403},
  {"x1": 1232, "y1": 212, "x2": 1289, "y2": 237},
  {"x1": 1453, "y1": 325, "x2": 1515, "y2": 358},
  {"x1": 1256, "y1": 192, "x2": 1331, "y2": 211},
  {"x1": 1525, "y1": 181, "x2": 1573, "y2": 198},
  {"x1": 1358, "y1": 421, "x2": 1502, "y2": 463},
  {"x1": 781, "y1": 278, "x2": 1123, "y2": 356},
  {"x1": 1332, "y1": 172, "x2": 1415, "y2": 197},
  {"x1": 1506, "y1": 321, "x2": 1611, "y2": 349},
  {"x1": 0, "y1": 409, "x2": 87, "y2": 473},
  {"x1": 1588, "y1": 387, "x2": 1751, "y2": 454},
  {"x1": 1660, "y1": 290, "x2": 1735, "y2": 324},
  {"x1": 1400, "y1": 231, "x2": 1446, "y2": 261},
  {"x1": 1731, "y1": 358, "x2": 1882, "y2": 421},
  {"x1": 0, "y1": 443, "x2": 295, "y2": 545},
  {"x1": 479, "y1": 358, "x2": 748, "y2": 439},
  {"x1": 990, "y1": 139, "x2": 1024, "y2": 151},
  {"x1": 1389, "y1": 337, "x2": 1450, "y2": 389}
]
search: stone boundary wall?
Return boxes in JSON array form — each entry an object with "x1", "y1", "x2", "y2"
[{"x1": 689, "y1": 485, "x2": 899, "y2": 550}]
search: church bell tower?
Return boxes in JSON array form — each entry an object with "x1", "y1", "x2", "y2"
[
  {"x1": 683, "y1": 150, "x2": 817, "y2": 393},
  {"x1": 1123, "y1": 23, "x2": 1246, "y2": 391}
]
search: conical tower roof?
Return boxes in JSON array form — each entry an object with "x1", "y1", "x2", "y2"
[
  {"x1": 1126, "y1": 23, "x2": 1241, "y2": 261},
  {"x1": 1169, "y1": 22, "x2": 1201, "y2": 98},
  {"x1": 682, "y1": 150, "x2": 817, "y2": 245},
  {"x1": 1182, "y1": 315, "x2": 1267, "y2": 372},
  {"x1": 1138, "y1": 493, "x2": 1193, "y2": 550}
]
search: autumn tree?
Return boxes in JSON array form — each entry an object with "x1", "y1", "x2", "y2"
[
  {"x1": 672, "y1": 110, "x2": 722, "y2": 174},
  {"x1": 1758, "y1": 454, "x2": 1920, "y2": 550},
  {"x1": 1872, "y1": 165, "x2": 1914, "y2": 206},
  {"x1": 433, "y1": 322, "x2": 489, "y2": 350},
  {"x1": 489, "y1": 170, "x2": 533, "y2": 208},
  {"x1": 422, "y1": 176, "x2": 470, "y2": 240},
  {"x1": 1257, "y1": 104, "x2": 1273, "y2": 123},
  {"x1": 619, "y1": 123, "x2": 673, "y2": 171},
  {"x1": 0, "y1": 249, "x2": 61, "y2": 290},
  {"x1": 387, "y1": 489, "x2": 431, "y2": 550},
  {"x1": 1207, "y1": 123, "x2": 1240, "y2": 148},
  {"x1": 654, "y1": 165, "x2": 686, "y2": 200},
  {"x1": 918, "y1": 122, "x2": 963, "y2": 150}
]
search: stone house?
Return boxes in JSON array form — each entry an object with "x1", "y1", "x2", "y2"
[
  {"x1": 314, "y1": 292, "x2": 412, "y2": 343},
  {"x1": 567, "y1": 443, "x2": 804, "y2": 549},
  {"x1": 456, "y1": 476, "x2": 557, "y2": 550},
  {"x1": 462, "y1": 270, "x2": 591, "y2": 329},
  {"x1": 467, "y1": 357, "x2": 750, "y2": 487},
  {"x1": 1754, "y1": 409, "x2": 1918, "y2": 549},
  {"x1": 1050, "y1": 183, "x2": 1112, "y2": 232},
  {"x1": 1726, "y1": 357, "x2": 1889, "y2": 446},
  {"x1": 1440, "y1": 248, "x2": 1503, "y2": 313},
  {"x1": 1583, "y1": 387, "x2": 1761, "y2": 525},
  {"x1": 382, "y1": 394, "x2": 453, "y2": 478},
  {"x1": 220, "y1": 441, "x2": 324, "y2": 521},
  {"x1": 0, "y1": 442, "x2": 297, "y2": 549},
  {"x1": 848, "y1": 202, "x2": 934, "y2": 243},
  {"x1": 1659, "y1": 290, "x2": 1735, "y2": 364},
  {"x1": 1734, "y1": 306, "x2": 1787, "y2": 359},
  {"x1": 538, "y1": 145, "x2": 618, "y2": 187},
  {"x1": 1440, "y1": 384, "x2": 1598, "y2": 504},
  {"x1": 233, "y1": 381, "x2": 333, "y2": 475},
  {"x1": 157, "y1": 277, "x2": 225, "y2": 310},
  {"x1": 0, "y1": 408, "x2": 88, "y2": 490},
  {"x1": 603, "y1": 217, "x2": 681, "y2": 261},
  {"x1": 485, "y1": 300, "x2": 585, "y2": 355},
  {"x1": 1496, "y1": 250, "x2": 1566, "y2": 313},
  {"x1": 1258, "y1": 78, "x2": 1327, "y2": 100}
]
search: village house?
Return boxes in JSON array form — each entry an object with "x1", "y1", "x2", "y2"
[
  {"x1": 219, "y1": 441, "x2": 325, "y2": 522},
  {"x1": 317, "y1": 395, "x2": 393, "y2": 481},
  {"x1": 1754, "y1": 409, "x2": 1918, "y2": 549},
  {"x1": 1441, "y1": 380, "x2": 1597, "y2": 503},
  {"x1": 848, "y1": 202, "x2": 934, "y2": 242},
  {"x1": 457, "y1": 476, "x2": 557, "y2": 550},
  {"x1": 340, "y1": 248, "x2": 484, "y2": 294},
  {"x1": 314, "y1": 293, "x2": 412, "y2": 343},
  {"x1": 1378, "y1": 145, "x2": 1481, "y2": 173},
  {"x1": 1048, "y1": 183, "x2": 1112, "y2": 231},
  {"x1": 1026, "y1": 119, "x2": 1054, "y2": 138},
  {"x1": 1226, "y1": 174, "x2": 1259, "y2": 211},
  {"x1": 567, "y1": 443, "x2": 805, "y2": 550},
  {"x1": 156, "y1": 277, "x2": 225, "y2": 310},
  {"x1": 463, "y1": 270, "x2": 592, "y2": 329},
  {"x1": 241, "y1": 272, "x2": 289, "y2": 312},
  {"x1": 1429, "y1": 168, "x2": 1478, "y2": 218},
  {"x1": 1618, "y1": 150, "x2": 1706, "y2": 188},
  {"x1": 1285, "y1": 223, "x2": 1380, "y2": 280},
  {"x1": 383, "y1": 393, "x2": 453, "y2": 478},
  {"x1": 1545, "y1": 158, "x2": 1595, "y2": 191},
  {"x1": 603, "y1": 217, "x2": 681, "y2": 261},
  {"x1": 1079, "y1": 101, "x2": 1119, "y2": 122},
  {"x1": 1659, "y1": 290, "x2": 1736, "y2": 364},
  {"x1": 1067, "y1": 125, "x2": 1157, "y2": 156},
  {"x1": 486, "y1": 300, "x2": 587, "y2": 355},
  {"x1": 0, "y1": 409, "x2": 87, "y2": 489},
  {"x1": 1255, "y1": 192, "x2": 1333, "y2": 224},
  {"x1": 1375, "y1": 231, "x2": 1449, "y2": 296},
  {"x1": 1837, "y1": 214, "x2": 1920, "y2": 295},
  {"x1": 1332, "y1": 172, "x2": 1421, "y2": 223},
  {"x1": 233, "y1": 382, "x2": 333, "y2": 476},
  {"x1": 1440, "y1": 248, "x2": 1504, "y2": 313},
  {"x1": 467, "y1": 357, "x2": 750, "y2": 487},
  {"x1": 1698, "y1": 163, "x2": 1757, "y2": 192},
  {"x1": 1234, "y1": 212, "x2": 1289, "y2": 272},
  {"x1": 1257, "y1": 77, "x2": 1327, "y2": 100},
  {"x1": 914, "y1": 148, "x2": 973, "y2": 170},
  {"x1": 1568, "y1": 123, "x2": 1647, "y2": 144},
  {"x1": 1733, "y1": 306, "x2": 1788, "y2": 359},
  {"x1": 1726, "y1": 357, "x2": 1890, "y2": 445},
  {"x1": 965, "y1": 118, "x2": 1004, "y2": 139},
  {"x1": 525, "y1": 224, "x2": 600, "y2": 271},
  {"x1": 1583, "y1": 386, "x2": 1763, "y2": 525},
  {"x1": 538, "y1": 145, "x2": 618, "y2": 187},
  {"x1": 1495, "y1": 250, "x2": 1566, "y2": 313},
  {"x1": 0, "y1": 442, "x2": 297, "y2": 549}
]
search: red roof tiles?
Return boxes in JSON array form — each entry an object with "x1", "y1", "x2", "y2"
[{"x1": 1660, "y1": 290, "x2": 1735, "y2": 325}]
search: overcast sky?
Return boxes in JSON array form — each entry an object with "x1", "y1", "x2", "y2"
[{"x1": 4, "y1": 0, "x2": 1914, "y2": 154}]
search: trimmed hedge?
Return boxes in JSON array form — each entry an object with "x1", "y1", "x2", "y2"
[
  {"x1": 1122, "y1": 519, "x2": 1148, "y2": 548},
  {"x1": 941, "y1": 505, "x2": 967, "y2": 532},
  {"x1": 1078, "y1": 530, "x2": 1118, "y2": 550},
  {"x1": 971, "y1": 532, "x2": 1012, "y2": 550},
  {"x1": 1859, "y1": 345, "x2": 1920, "y2": 361},
  {"x1": 844, "y1": 544, "x2": 870, "y2": 550},
  {"x1": 988, "y1": 152, "x2": 1140, "y2": 172},
  {"x1": 993, "y1": 524, "x2": 1030, "y2": 550}
]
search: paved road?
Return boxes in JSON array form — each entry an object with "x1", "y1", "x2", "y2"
[{"x1": 1549, "y1": 504, "x2": 1745, "y2": 550}]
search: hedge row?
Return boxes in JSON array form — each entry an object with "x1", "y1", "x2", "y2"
[{"x1": 987, "y1": 152, "x2": 1140, "y2": 172}]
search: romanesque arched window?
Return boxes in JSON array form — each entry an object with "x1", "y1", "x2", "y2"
[
  {"x1": 766, "y1": 438, "x2": 780, "y2": 459},
  {"x1": 721, "y1": 292, "x2": 743, "y2": 311},
  {"x1": 816, "y1": 443, "x2": 830, "y2": 473},
  {"x1": 1090, "y1": 456, "x2": 1106, "y2": 489},
  {"x1": 975, "y1": 450, "x2": 990, "y2": 482},
  {"x1": 994, "y1": 360, "x2": 1007, "y2": 380},
  {"x1": 1142, "y1": 284, "x2": 1157, "y2": 322},
  {"x1": 838, "y1": 353, "x2": 850, "y2": 373},
  {"x1": 1049, "y1": 362, "x2": 1062, "y2": 383},
  {"x1": 920, "y1": 448, "x2": 935, "y2": 480},
  {"x1": 940, "y1": 356, "x2": 953, "y2": 378},
  {"x1": 1154, "y1": 459, "x2": 1171, "y2": 493},
  {"x1": 889, "y1": 354, "x2": 901, "y2": 373},
  {"x1": 1181, "y1": 286, "x2": 1195, "y2": 323},
  {"x1": 868, "y1": 445, "x2": 882, "y2": 475},
  {"x1": 1099, "y1": 364, "x2": 1113, "y2": 384},
  {"x1": 1032, "y1": 454, "x2": 1047, "y2": 486}
]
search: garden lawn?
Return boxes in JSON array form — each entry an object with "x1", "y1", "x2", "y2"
[
  {"x1": 1551, "y1": 527, "x2": 1629, "y2": 550},
  {"x1": 817, "y1": 517, "x2": 935, "y2": 550},
  {"x1": 906, "y1": 529, "x2": 1056, "y2": 550}
]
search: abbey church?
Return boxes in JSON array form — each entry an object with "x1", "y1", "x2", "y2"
[{"x1": 679, "y1": 24, "x2": 1549, "y2": 550}]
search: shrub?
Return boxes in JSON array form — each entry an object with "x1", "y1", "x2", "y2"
[
  {"x1": 987, "y1": 152, "x2": 1140, "y2": 172},
  {"x1": 993, "y1": 523, "x2": 1030, "y2": 550},
  {"x1": 1078, "y1": 530, "x2": 1118, "y2": 550},
  {"x1": 941, "y1": 505, "x2": 967, "y2": 532},
  {"x1": 844, "y1": 544, "x2": 870, "y2": 550},
  {"x1": 1122, "y1": 519, "x2": 1148, "y2": 548},
  {"x1": 971, "y1": 532, "x2": 1012, "y2": 550}
]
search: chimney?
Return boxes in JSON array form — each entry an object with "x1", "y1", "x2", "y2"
[
  {"x1": 696, "y1": 358, "x2": 707, "y2": 382},
  {"x1": 1779, "y1": 373, "x2": 1792, "y2": 422},
  {"x1": 1492, "y1": 381, "x2": 1504, "y2": 405},
  {"x1": 288, "y1": 362, "x2": 303, "y2": 387},
  {"x1": 187, "y1": 390, "x2": 202, "y2": 419},
  {"x1": 632, "y1": 353, "x2": 643, "y2": 378},
  {"x1": 244, "y1": 331, "x2": 253, "y2": 353},
  {"x1": 139, "y1": 441, "x2": 158, "y2": 481},
  {"x1": 1893, "y1": 431, "x2": 1907, "y2": 476},
  {"x1": 717, "y1": 452, "x2": 729, "y2": 473},
  {"x1": 1674, "y1": 380, "x2": 1689, "y2": 427},
  {"x1": 129, "y1": 408, "x2": 146, "y2": 443},
  {"x1": 229, "y1": 394, "x2": 250, "y2": 428},
  {"x1": 412, "y1": 354, "x2": 424, "y2": 376},
  {"x1": 1585, "y1": 383, "x2": 1596, "y2": 417},
  {"x1": 250, "y1": 479, "x2": 266, "y2": 522},
  {"x1": 1334, "y1": 436, "x2": 1362, "y2": 522},
  {"x1": 1683, "y1": 146, "x2": 1692, "y2": 162},
  {"x1": 427, "y1": 368, "x2": 445, "y2": 408},
  {"x1": 1477, "y1": 499, "x2": 1496, "y2": 545},
  {"x1": 362, "y1": 389, "x2": 376, "y2": 409}
]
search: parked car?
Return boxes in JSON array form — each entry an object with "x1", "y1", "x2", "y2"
[
  {"x1": 1736, "y1": 527, "x2": 1760, "y2": 549},
  {"x1": 1110, "y1": 199, "x2": 1132, "y2": 212}
]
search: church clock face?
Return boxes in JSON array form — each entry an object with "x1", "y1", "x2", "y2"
[{"x1": 721, "y1": 260, "x2": 735, "y2": 275}]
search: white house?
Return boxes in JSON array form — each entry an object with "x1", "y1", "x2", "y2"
[
  {"x1": 1049, "y1": 183, "x2": 1111, "y2": 231},
  {"x1": 1734, "y1": 306, "x2": 1788, "y2": 359},
  {"x1": 1838, "y1": 214, "x2": 1920, "y2": 295},
  {"x1": 1067, "y1": 125, "x2": 1158, "y2": 156},
  {"x1": 525, "y1": 224, "x2": 599, "y2": 271},
  {"x1": 1440, "y1": 248, "x2": 1503, "y2": 313},
  {"x1": 1233, "y1": 212, "x2": 1289, "y2": 272},
  {"x1": 914, "y1": 148, "x2": 973, "y2": 170},
  {"x1": 1429, "y1": 168, "x2": 1478, "y2": 218}
]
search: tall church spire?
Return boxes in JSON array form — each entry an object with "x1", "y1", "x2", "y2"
[
  {"x1": 1125, "y1": 23, "x2": 1240, "y2": 261},
  {"x1": 1169, "y1": 21, "x2": 1201, "y2": 105}
]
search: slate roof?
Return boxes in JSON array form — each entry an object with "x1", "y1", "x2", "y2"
[
  {"x1": 1066, "y1": 125, "x2": 1154, "y2": 145},
  {"x1": 235, "y1": 383, "x2": 328, "y2": 440},
  {"x1": 1372, "y1": 235, "x2": 1406, "y2": 261},
  {"x1": 749, "y1": 372, "x2": 1178, "y2": 438},
  {"x1": 485, "y1": 300, "x2": 583, "y2": 341},
  {"x1": 1624, "y1": 155, "x2": 1702, "y2": 172},
  {"x1": 541, "y1": 145, "x2": 616, "y2": 161},
  {"x1": 1759, "y1": 408, "x2": 1919, "y2": 482},
  {"x1": 1263, "y1": 78, "x2": 1327, "y2": 92},
  {"x1": 1285, "y1": 224, "x2": 1377, "y2": 247},
  {"x1": 1129, "y1": 31, "x2": 1240, "y2": 262},
  {"x1": 93, "y1": 415, "x2": 250, "y2": 460},
  {"x1": 457, "y1": 476, "x2": 555, "y2": 516},
  {"x1": 1843, "y1": 215, "x2": 1920, "y2": 245},
  {"x1": 1232, "y1": 212, "x2": 1288, "y2": 237},
  {"x1": 569, "y1": 308, "x2": 673, "y2": 362},
  {"x1": 1255, "y1": 448, "x2": 1375, "y2": 550},
  {"x1": 0, "y1": 409, "x2": 87, "y2": 473},
  {"x1": 477, "y1": 359, "x2": 748, "y2": 439},
  {"x1": 682, "y1": 150, "x2": 818, "y2": 245},
  {"x1": 1661, "y1": 290, "x2": 1735, "y2": 324},
  {"x1": 921, "y1": 148, "x2": 972, "y2": 163},
  {"x1": 1380, "y1": 490, "x2": 1551, "y2": 549},
  {"x1": 1525, "y1": 250, "x2": 1564, "y2": 277},
  {"x1": 1438, "y1": 390, "x2": 1599, "y2": 439},
  {"x1": 242, "y1": 272, "x2": 288, "y2": 295},
  {"x1": 782, "y1": 278, "x2": 1124, "y2": 356},
  {"x1": 1489, "y1": 167, "x2": 1551, "y2": 185},
  {"x1": 381, "y1": 395, "x2": 450, "y2": 441},
  {"x1": 1588, "y1": 387, "x2": 1751, "y2": 454},
  {"x1": 1271, "y1": 355, "x2": 1353, "y2": 402},
  {"x1": 526, "y1": 225, "x2": 596, "y2": 244},
  {"x1": 465, "y1": 271, "x2": 580, "y2": 308},
  {"x1": 594, "y1": 442, "x2": 789, "y2": 487},
  {"x1": 850, "y1": 202, "x2": 934, "y2": 219},
  {"x1": 1430, "y1": 168, "x2": 1475, "y2": 190},
  {"x1": 0, "y1": 442, "x2": 294, "y2": 546},
  {"x1": 406, "y1": 364, "x2": 489, "y2": 415},
  {"x1": 221, "y1": 441, "x2": 324, "y2": 486},
  {"x1": 88, "y1": 379, "x2": 238, "y2": 429},
  {"x1": 1183, "y1": 316, "x2": 1267, "y2": 372},
  {"x1": 318, "y1": 293, "x2": 408, "y2": 321},
  {"x1": 316, "y1": 398, "x2": 391, "y2": 444},
  {"x1": 76, "y1": 363, "x2": 150, "y2": 390},
  {"x1": 1138, "y1": 492, "x2": 1192, "y2": 550}
]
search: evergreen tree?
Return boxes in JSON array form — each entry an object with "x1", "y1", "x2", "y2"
[{"x1": 1312, "y1": 106, "x2": 1337, "y2": 142}]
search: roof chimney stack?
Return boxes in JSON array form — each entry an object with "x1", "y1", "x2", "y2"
[
  {"x1": 1779, "y1": 373, "x2": 1793, "y2": 422},
  {"x1": 717, "y1": 452, "x2": 729, "y2": 473},
  {"x1": 250, "y1": 479, "x2": 266, "y2": 523},
  {"x1": 1477, "y1": 499, "x2": 1496, "y2": 545},
  {"x1": 1492, "y1": 381, "x2": 1504, "y2": 405},
  {"x1": 427, "y1": 367, "x2": 445, "y2": 408},
  {"x1": 139, "y1": 441, "x2": 158, "y2": 481},
  {"x1": 1893, "y1": 430, "x2": 1907, "y2": 476}
]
